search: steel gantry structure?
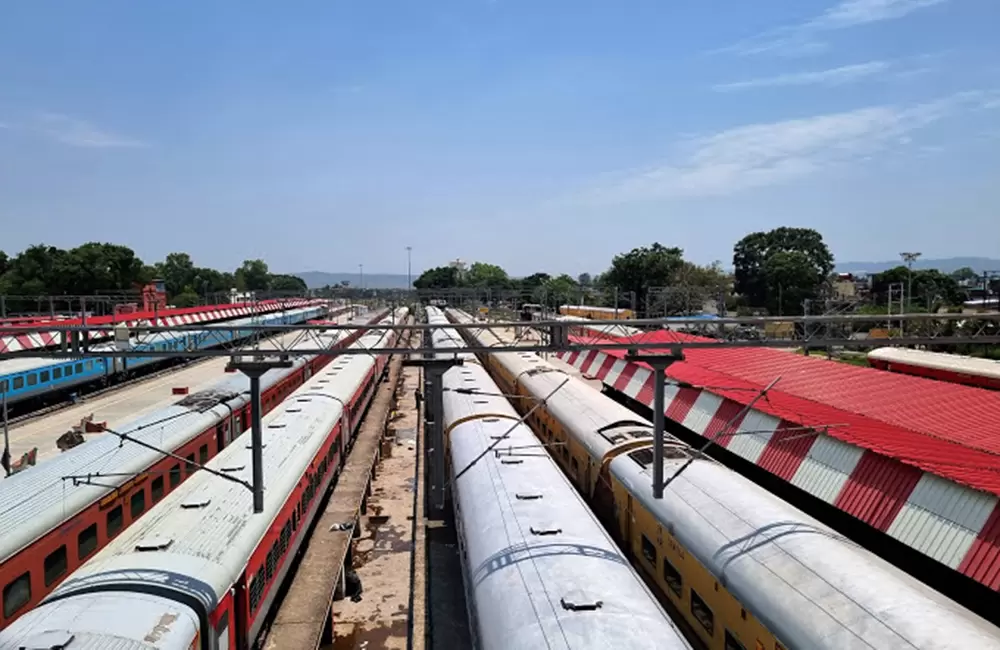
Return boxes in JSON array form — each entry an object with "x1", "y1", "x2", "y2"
[{"x1": 1, "y1": 311, "x2": 999, "y2": 359}]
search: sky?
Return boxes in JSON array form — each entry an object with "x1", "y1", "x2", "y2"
[{"x1": 1, "y1": 0, "x2": 999, "y2": 278}]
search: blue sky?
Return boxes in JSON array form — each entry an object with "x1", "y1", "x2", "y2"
[{"x1": 1, "y1": 0, "x2": 998, "y2": 277}]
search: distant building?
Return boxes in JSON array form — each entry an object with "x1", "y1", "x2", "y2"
[{"x1": 833, "y1": 273, "x2": 857, "y2": 299}]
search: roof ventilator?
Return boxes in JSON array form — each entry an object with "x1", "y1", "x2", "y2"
[
  {"x1": 268, "y1": 422, "x2": 287, "y2": 429},
  {"x1": 221, "y1": 464, "x2": 246, "y2": 473},
  {"x1": 182, "y1": 498, "x2": 212, "y2": 509},
  {"x1": 516, "y1": 493, "x2": 543, "y2": 500},
  {"x1": 530, "y1": 525, "x2": 562, "y2": 536},
  {"x1": 561, "y1": 590, "x2": 604, "y2": 612},
  {"x1": 135, "y1": 536, "x2": 174, "y2": 552},
  {"x1": 19, "y1": 631, "x2": 75, "y2": 650},
  {"x1": 500, "y1": 458, "x2": 523, "y2": 465}
]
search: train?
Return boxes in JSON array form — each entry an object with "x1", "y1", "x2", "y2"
[
  {"x1": 448, "y1": 308, "x2": 1000, "y2": 650},
  {"x1": 427, "y1": 307, "x2": 690, "y2": 650},
  {"x1": 559, "y1": 305, "x2": 635, "y2": 320},
  {"x1": 0, "y1": 307, "x2": 386, "y2": 630},
  {"x1": 0, "y1": 303, "x2": 338, "y2": 408},
  {"x1": 867, "y1": 347, "x2": 1000, "y2": 390},
  {"x1": 0, "y1": 307, "x2": 409, "y2": 649}
]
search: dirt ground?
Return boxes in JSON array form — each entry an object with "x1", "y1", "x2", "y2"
[{"x1": 329, "y1": 365, "x2": 421, "y2": 650}]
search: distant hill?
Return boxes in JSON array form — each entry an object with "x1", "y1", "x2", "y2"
[
  {"x1": 836, "y1": 257, "x2": 1000, "y2": 275},
  {"x1": 294, "y1": 271, "x2": 412, "y2": 289}
]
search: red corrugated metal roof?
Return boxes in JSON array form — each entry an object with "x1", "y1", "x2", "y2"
[{"x1": 578, "y1": 330, "x2": 1000, "y2": 496}]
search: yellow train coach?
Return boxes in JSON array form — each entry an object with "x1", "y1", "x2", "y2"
[{"x1": 558, "y1": 304, "x2": 634, "y2": 320}]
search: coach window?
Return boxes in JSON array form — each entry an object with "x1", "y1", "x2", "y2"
[
  {"x1": 53, "y1": 367, "x2": 62, "y2": 379},
  {"x1": 39, "y1": 371, "x2": 50, "y2": 383},
  {"x1": 169, "y1": 464, "x2": 182, "y2": 488},
  {"x1": 107, "y1": 505, "x2": 124, "y2": 537},
  {"x1": 199, "y1": 444, "x2": 209, "y2": 465},
  {"x1": 131, "y1": 490, "x2": 146, "y2": 518},
  {"x1": 691, "y1": 589, "x2": 715, "y2": 637},
  {"x1": 2, "y1": 572, "x2": 31, "y2": 619},
  {"x1": 27, "y1": 374, "x2": 37, "y2": 386},
  {"x1": 75, "y1": 363, "x2": 83, "y2": 374},
  {"x1": 0, "y1": 380, "x2": 7, "y2": 393},
  {"x1": 44, "y1": 545, "x2": 68, "y2": 586},
  {"x1": 663, "y1": 557, "x2": 683, "y2": 597},
  {"x1": 65, "y1": 365, "x2": 73, "y2": 376},
  {"x1": 86, "y1": 361, "x2": 94, "y2": 370},
  {"x1": 724, "y1": 630, "x2": 747, "y2": 650},
  {"x1": 151, "y1": 476, "x2": 165, "y2": 502},
  {"x1": 78, "y1": 523, "x2": 98, "y2": 560},
  {"x1": 186, "y1": 453, "x2": 196, "y2": 475},
  {"x1": 13, "y1": 377, "x2": 23, "y2": 390},
  {"x1": 641, "y1": 535, "x2": 657, "y2": 565}
]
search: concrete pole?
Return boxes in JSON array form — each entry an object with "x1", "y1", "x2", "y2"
[{"x1": 250, "y1": 373, "x2": 264, "y2": 513}]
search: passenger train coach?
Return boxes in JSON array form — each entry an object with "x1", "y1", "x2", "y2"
[
  {"x1": 448, "y1": 309, "x2": 1000, "y2": 650},
  {"x1": 427, "y1": 308, "x2": 690, "y2": 650},
  {"x1": 868, "y1": 346, "x2": 1000, "y2": 390},
  {"x1": 0, "y1": 307, "x2": 387, "y2": 630},
  {"x1": 0, "y1": 308, "x2": 410, "y2": 650},
  {"x1": 0, "y1": 303, "x2": 338, "y2": 408},
  {"x1": 559, "y1": 305, "x2": 635, "y2": 320}
]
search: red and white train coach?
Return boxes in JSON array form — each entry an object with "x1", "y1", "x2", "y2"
[
  {"x1": 0, "y1": 307, "x2": 387, "y2": 629},
  {"x1": 0, "y1": 308, "x2": 409, "y2": 650},
  {"x1": 868, "y1": 347, "x2": 1000, "y2": 390}
]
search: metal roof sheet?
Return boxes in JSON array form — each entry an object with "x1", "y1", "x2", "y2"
[{"x1": 577, "y1": 330, "x2": 1000, "y2": 497}]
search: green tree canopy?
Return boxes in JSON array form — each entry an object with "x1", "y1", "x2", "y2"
[
  {"x1": 602, "y1": 242, "x2": 685, "y2": 306},
  {"x1": 539, "y1": 274, "x2": 579, "y2": 306},
  {"x1": 465, "y1": 262, "x2": 510, "y2": 288},
  {"x1": 270, "y1": 274, "x2": 308, "y2": 293},
  {"x1": 413, "y1": 266, "x2": 461, "y2": 290},
  {"x1": 236, "y1": 259, "x2": 271, "y2": 292},
  {"x1": 733, "y1": 227, "x2": 833, "y2": 315},
  {"x1": 871, "y1": 266, "x2": 964, "y2": 310},
  {"x1": 951, "y1": 267, "x2": 979, "y2": 283},
  {"x1": 0, "y1": 243, "x2": 312, "y2": 310}
]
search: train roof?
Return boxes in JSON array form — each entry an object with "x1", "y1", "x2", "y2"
[
  {"x1": 46, "y1": 312, "x2": 405, "y2": 608},
  {"x1": 610, "y1": 455, "x2": 1000, "y2": 649},
  {"x1": 0, "y1": 591, "x2": 200, "y2": 650},
  {"x1": 429, "y1": 308, "x2": 689, "y2": 650},
  {"x1": 869, "y1": 347, "x2": 1000, "y2": 381},
  {"x1": 0, "y1": 363, "x2": 304, "y2": 562}
]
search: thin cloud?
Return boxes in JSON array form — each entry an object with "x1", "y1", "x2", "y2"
[
  {"x1": 718, "y1": 0, "x2": 948, "y2": 57},
  {"x1": 34, "y1": 113, "x2": 146, "y2": 148},
  {"x1": 583, "y1": 90, "x2": 988, "y2": 203},
  {"x1": 810, "y1": 0, "x2": 948, "y2": 28},
  {"x1": 713, "y1": 61, "x2": 890, "y2": 92}
]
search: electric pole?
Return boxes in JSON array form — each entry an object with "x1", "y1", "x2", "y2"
[
  {"x1": 900, "y1": 252, "x2": 921, "y2": 312},
  {"x1": 406, "y1": 246, "x2": 412, "y2": 292}
]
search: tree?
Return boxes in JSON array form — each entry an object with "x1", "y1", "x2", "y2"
[
  {"x1": 413, "y1": 266, "x2": 460, "y2": 290},
  {"x1": 577, "y1": 273, "x2": 592, "y2": 287},
  {"x1": 871, "y1": 266, "x2": 964, "y2": 310},
  {"x1": 159, "y1": 252, "x2": 196, "y2": 297},
  {"x1": 270, "y1": 274, "x2": 308, "y2": 293},
  {"x1": 951, "y1": 267, "x2": 978, "y2": 283},
  {"x1": 465, "y1": 262, "x2": 509, "y2": 288},
  {"x1": 540, "y1": 274, "x2": 579, "y2": 307},
  {"x1": 236, "y1": 259, "x2": 271, "y2": 292},
  {"x1": 0, "y1": 251, "x2": 9, "y2": 277},
  {"x1": 171, "y1": 290, "x2": 201, "y2": 308},
  {"x1": 763, "y1": 251, "x2": 820, "y2": 316},
  {"x1": 602, "y1": 242, "x2": 684, "y2": 307},
  {"x1": 733, "y1": 227, "x2": 833, "y2": 315}
]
